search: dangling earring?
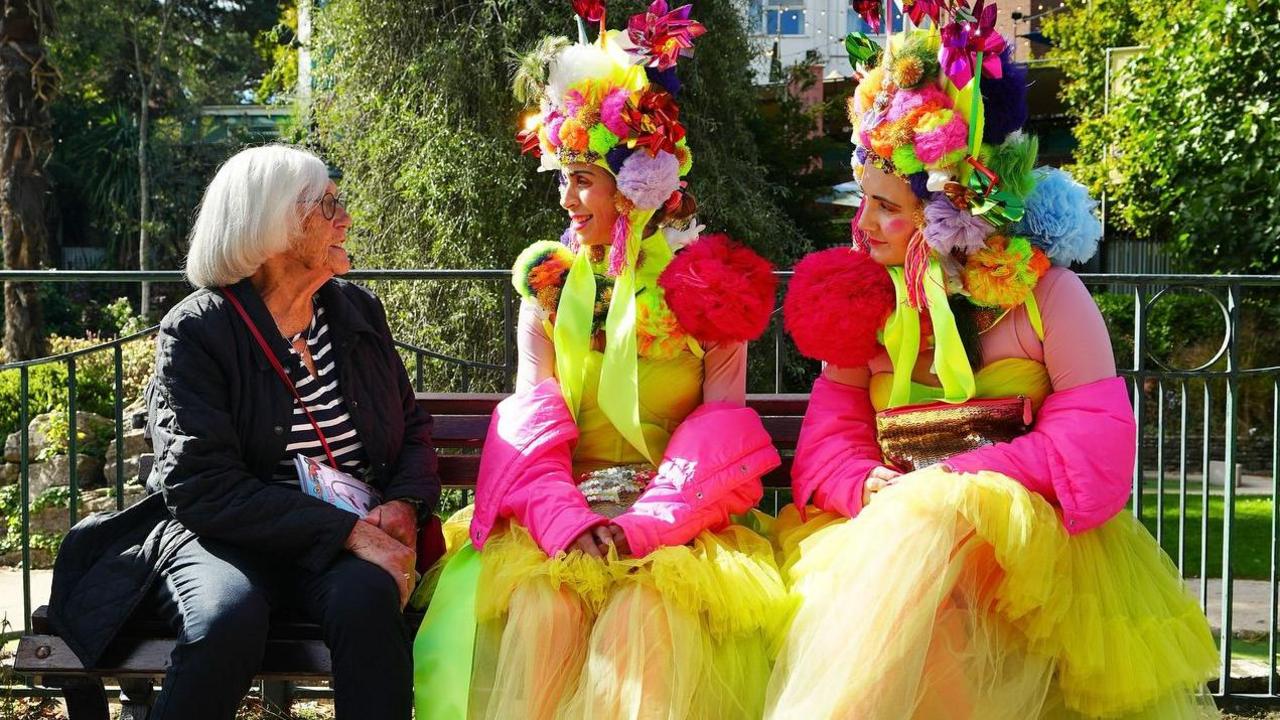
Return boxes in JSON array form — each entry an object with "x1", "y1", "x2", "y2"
[
  {"x1": 903, "y1": 229, "x2": 931, "y2": 310},
  {"x1": 851, "y1": 203, "x2": 872, "y2": 253},
  {"x1": 608, "y1": 193, "x2": 636, "y2": 277}
]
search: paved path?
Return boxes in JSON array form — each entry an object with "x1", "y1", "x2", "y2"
[{"x1": 0, "y1": 568, "x2": 51, "y2": 635}]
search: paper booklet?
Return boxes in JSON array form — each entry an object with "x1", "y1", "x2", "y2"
[{"x1": 296, "y1": 454, "x2": 383, "y2": 517}]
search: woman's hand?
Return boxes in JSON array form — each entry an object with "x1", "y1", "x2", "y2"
[
  {"x1": 862, "y1": 466, "x2": 904, "y2": 506},
  {"x1": 593, "y1": 525, "x2": 630, "y2": 557},
  {"x1": 570, "y1": 528, "x2": 606, "y2": 558},
  {"x1": 344, "y1": 520, "x2": 417, "y2": 608},
  {"x1": 364, "y1": 500, "x2": 418, "y2": 549}
]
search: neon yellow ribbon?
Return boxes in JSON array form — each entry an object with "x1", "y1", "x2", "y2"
[
  {"x1": 884, "y1": 261, "x2": 976, "y2": 407},
  {"x1": 412, "y1": 543, "x2": 482, "y2": 720},
  {"x1": 597, "y1": 209, "x2": 658, "y2": 465},
  {"x1": 553, "y1": 246, "x2": 597, "y2": 420}
]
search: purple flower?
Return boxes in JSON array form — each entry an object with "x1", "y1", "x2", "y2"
[{"x1": 939, "y1": 0, "x2": 1005, "y2": 89}]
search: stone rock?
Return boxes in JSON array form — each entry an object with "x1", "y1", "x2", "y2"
[
  {"x1": 104, "y1": 428, "x2": 150, "y2": 478},
  {"x1": 4, "y1": 411, "x2": 115, "y2": 463},
  {"x1": 29, "y1": 502, "x2": 72, "y2": 536},
  {"x1": 81, "y1": 485, "x2": 146, "y2": 515},
  {"x1": 27, "y1": 455, "x2": 104, "y2": 496},
  {"x1": 1, "y1": 462, "x2": 16, "y2": 486}
]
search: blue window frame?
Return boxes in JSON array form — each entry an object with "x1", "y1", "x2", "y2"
[
  {"x1": 847, "y1": 4, "x2": 904, "y2": 35},
  {"x1": 749, "y1": 1, "x2": 806, "y2": 36}
]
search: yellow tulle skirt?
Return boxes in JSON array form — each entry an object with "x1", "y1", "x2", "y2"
[
  {"x1": 765, "y1": 468, "x2": 1220, "y2": 720},
  {"x1": 426, "y1": 508, "x2": 787, "y2": 720}
]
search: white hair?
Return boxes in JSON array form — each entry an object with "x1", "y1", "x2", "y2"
[{"x1": 185, "y1": 144, "x2": 331, "y2": 288}]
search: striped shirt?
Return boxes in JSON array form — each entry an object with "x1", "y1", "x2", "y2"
[{"x1": 272, "y1": 302, "x2": 370, "y2": 485}]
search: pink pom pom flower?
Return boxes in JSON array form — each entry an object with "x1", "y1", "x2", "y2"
[
  {"x1": 783, "y1": 247, "x2": 896, "y2": 368},
  {"x1": 658, "y1": 234, "x2": 777, "y2": 344}
]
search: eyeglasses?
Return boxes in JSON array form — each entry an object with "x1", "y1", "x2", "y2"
[{"x1": 301, "y1": 192, "x2": 345, "y2": 221}]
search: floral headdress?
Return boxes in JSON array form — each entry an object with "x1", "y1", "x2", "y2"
[
  {"x1": 847, "y1": 0, "x2": 1101, "y2": 310},
  {"x1": 514, "y1": 0, "x2": 701, "y2": 277},
  {"x1": 787, "y1": 0, "x2": 1104, "y2": 409}
]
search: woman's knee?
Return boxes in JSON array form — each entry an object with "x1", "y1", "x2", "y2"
[
  {"x1": 179, "y1": 582, "x2": 272, "y2": 655},
  {"x1": 324, "y1": 557, "x2": 402, "y2": 621}
]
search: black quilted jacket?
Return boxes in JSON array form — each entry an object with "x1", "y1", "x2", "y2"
[{"x1": 48, "y1": 277, "x2": 440, "y2": 665}]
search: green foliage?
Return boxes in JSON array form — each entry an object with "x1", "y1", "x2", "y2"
[
  {"x1": 0, "y1": 334, "x2": 154, "y2": 437},
  {"x1": 1046, "y1": 0, "x2": 1280, "y2": 272},
  {"x1": 312, "y1": 0, "x2": 812, "y2": 390},
  {"x1": 48, "y1": 0, "x2": 286, "y2": 273}
]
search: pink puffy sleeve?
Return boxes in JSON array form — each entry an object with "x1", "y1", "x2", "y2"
[
  {"x1": 789, "y1": 372, "x2": 885, "y2": 520},
  {"x1": 945, "y1": 269, "x2": 1135, "y2": 533}
]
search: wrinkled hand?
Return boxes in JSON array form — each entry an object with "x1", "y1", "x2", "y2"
[
  {"x1": 862, "y1": 466, "x2": 904, "y2": 506},
  {"x1": 593, "y1": 525, "x2": 630, "y2": 557},
  {"x1": 345, "y1": 520, "x2": 416, "y2": 608},
  {"x1": 364, "y1": 500, "x2": 418, "y2": 549}
]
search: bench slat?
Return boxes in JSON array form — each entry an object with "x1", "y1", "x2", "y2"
[{"x1": 17, "y1": 634, "x2": 334, "y2": 681}]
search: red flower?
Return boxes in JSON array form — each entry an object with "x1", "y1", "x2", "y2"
[
  {"x1": 516, "y1": 127, "x2": 542, "y2": 157},
  {"x1": 621, "y1": 88, "x2": 686, "y2": 156},
  {"x1": 903, "y1": 0, "x2": 945, "y2": 25},
  {"x1": 572, "y1": 0, "x2": 606, "y2": 23},
  {"x1": 626, "y1": 1, "x2": 706, "y2": 71},
  {"x1": 851, "y1": 0, "x2": 882, "y2": 33}
]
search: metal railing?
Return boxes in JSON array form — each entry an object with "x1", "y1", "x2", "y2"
[{"x1": 0, "y1": 269, "x2": 1278, "y2": 705}]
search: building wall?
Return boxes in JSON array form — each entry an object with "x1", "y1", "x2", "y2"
[{"x1": 745, "y1": 0, "x2": 1065, "y2": 83}]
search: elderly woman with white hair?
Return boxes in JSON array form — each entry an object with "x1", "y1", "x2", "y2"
[{"x1": 48, "y1": 145, "x2": 439, "y2": 719}]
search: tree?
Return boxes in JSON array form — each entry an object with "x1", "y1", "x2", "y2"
[
  {"x1": 47, "y1": 0, "x2": 282, "y2": 286},
  {"x1": 1045, "y1": 0, "x2": 1280, "y2": 273},
  {"x1": 311, "y1": 0, "x2": 811, "y2": 390},
  {"x1": 1, "y1": 0, "x2": 57, "y2": 360}
]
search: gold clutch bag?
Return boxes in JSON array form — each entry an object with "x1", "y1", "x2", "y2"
[
  {"x1": 875, "y1": 396, "x2": 1033, "y2": 472},
  {"x1": 576, "y1": 464, "x2": 657, "y2": 518}
]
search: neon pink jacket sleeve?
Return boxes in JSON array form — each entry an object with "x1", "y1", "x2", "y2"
[
  {"x1": 944, "y1": 375, "x2": 1135, "y2": 534},
  {"x1": 612, "y1": 403, "x2": 781, "y2": 557},
  {"x1": 790, "y1": 374, "x2": 884, "y2": 521},
  {"x1": 470, "y1": 378, "x2": 608, "y2": 556}
]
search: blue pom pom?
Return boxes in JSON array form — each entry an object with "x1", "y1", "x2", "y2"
[
  {"x1": 1016, "y1": 168, "x2": 1103, "y2": 266},
  {"x1": 646, "y1": 66, "x2": 682, "y2": 96},
  {"x1": 908, "y1": 172, "x2": 931, "y2": 200},
  {"x1": 605, "y1": 146, "x2": 632, "y2": 174},
  {"x1": 980, "y1": 47, "x2": 1029, "y2": 145}
]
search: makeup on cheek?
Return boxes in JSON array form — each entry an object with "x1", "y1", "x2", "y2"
[{"x1": 883, "y1": 216, "x2": 912, "y2": 235}]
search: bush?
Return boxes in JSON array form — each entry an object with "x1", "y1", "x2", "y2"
[{"x1": 0, "y1": 332, "x2": 155, "y2": 437}]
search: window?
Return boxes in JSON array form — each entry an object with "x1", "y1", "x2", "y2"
[
  {"x1": 749, "y1": 0, "x2": 806, "y2": 36},
  {"x1": 846, "y1": 3, "x2": 904, "y2": 36}
]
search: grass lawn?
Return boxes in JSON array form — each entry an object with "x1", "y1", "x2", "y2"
[{"x1": 1137, "y1": 490, "x2": 1274, "y2": 580}]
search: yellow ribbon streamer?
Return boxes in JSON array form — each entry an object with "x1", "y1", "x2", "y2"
[
  {"x1": 884, "y1": 261, "x2": 976, "y2": 408},
  {"x1": 597, "y1": 209, "x2": 657, "y2": 464},
  {"x1": 553, "y1": 246, "x2": 597, "y2": 420}
]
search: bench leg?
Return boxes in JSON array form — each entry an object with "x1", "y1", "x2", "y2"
[
  {"x1": 117, "y1": 678, "x2": 156, "y2": 720},
  {"x1": 56, "y1": 677, "x2": 109, "y2": 720},
  {"x1": 261, "y1": 679, "x2": 292, "y2": 713}
]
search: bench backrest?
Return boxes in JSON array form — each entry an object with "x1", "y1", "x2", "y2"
[{"x1": 418, "y1": 393, "x2": 807, "y2": 491}]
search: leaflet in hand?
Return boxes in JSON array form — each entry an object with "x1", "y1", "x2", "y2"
[{"x1": 296, "y1": 454, "x2": 382, "y2": 517}]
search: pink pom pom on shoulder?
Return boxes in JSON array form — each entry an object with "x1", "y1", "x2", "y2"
[
  {"x1": 783, "y1": 247, "x2": 896, "y2": 368},
  {"x1": 658, "y1": 234, "x2": 778, "y2": 344}
]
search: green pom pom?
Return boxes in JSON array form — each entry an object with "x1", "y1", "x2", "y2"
[
  {"x1": 979, "y1": 132, "x2": 1040, "y2": 200},
  {"x1": 892, "y1": 144, "x2": 925, "y2": 175},
  {"x1": 588, "y1": 125, "x2": 620, "y2": 157},
  {"x1": 676, "y1": 139, "x2": 693, "y2": 175},
  {"x1": 512, "y1": 240, "x2": 573, "y2": 301}
]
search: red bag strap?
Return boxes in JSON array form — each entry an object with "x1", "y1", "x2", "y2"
[{"x1": 219, "y1": 288, "x2": 339, "y2": 469}]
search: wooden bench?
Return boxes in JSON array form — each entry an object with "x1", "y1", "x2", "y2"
[{"x1": 13, "y1": 393, "x2": 806, "y2": 717}]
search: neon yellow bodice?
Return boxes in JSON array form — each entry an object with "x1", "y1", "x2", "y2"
[
  {"x1": 870, "y1": 357, "x2": 1053, "y2": 414},
  {"x1": 571, "y1": 350, "x2": 704, "y2": 474}
]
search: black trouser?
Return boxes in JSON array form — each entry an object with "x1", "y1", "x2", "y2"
[{"x1": 144, "y1": 536, "x2": 411, "y2": 719}]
